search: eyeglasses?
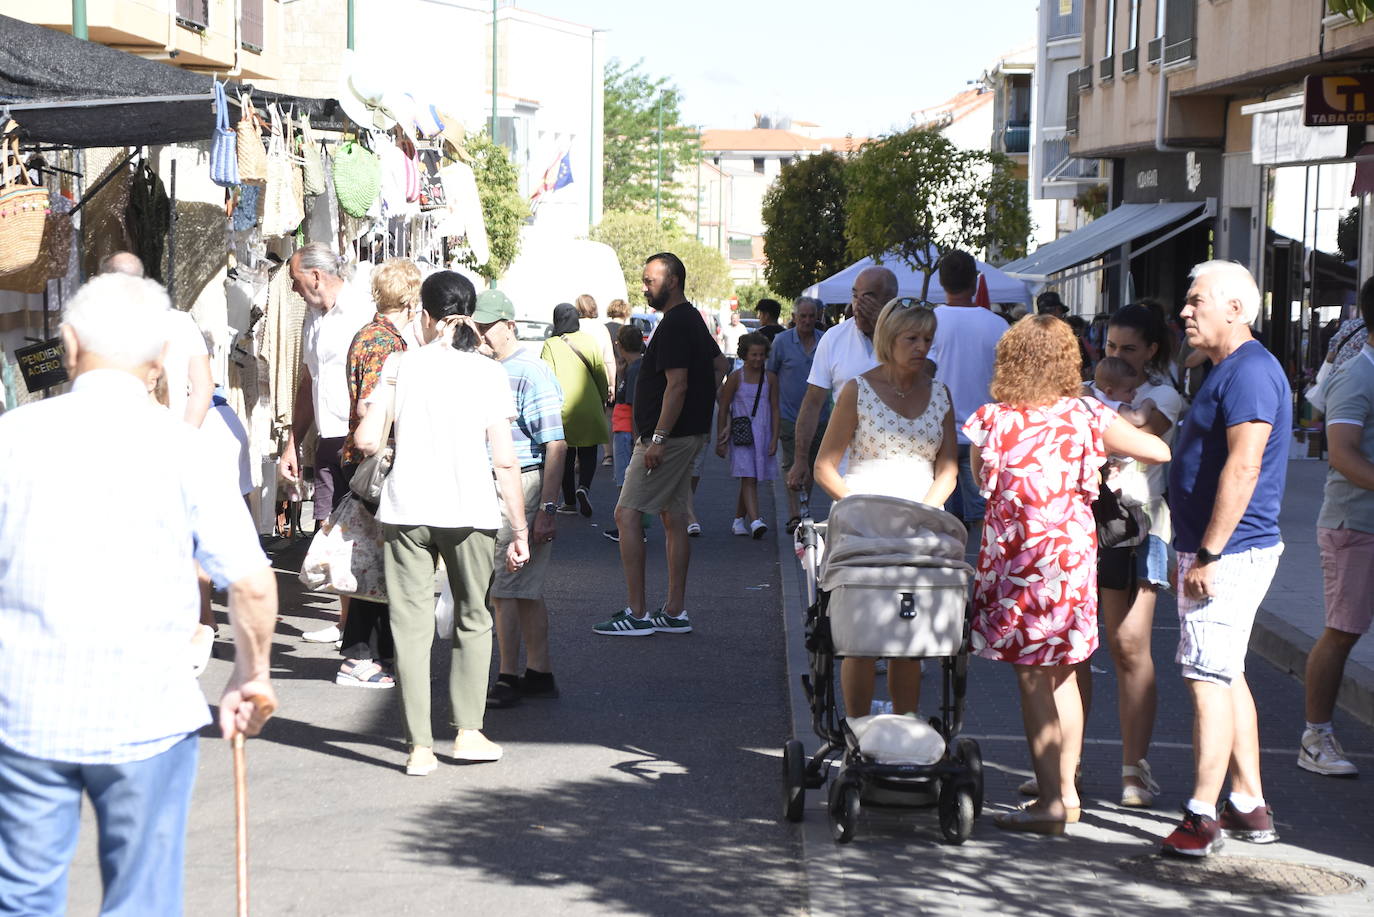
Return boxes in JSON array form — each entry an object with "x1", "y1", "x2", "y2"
[{"x1": 888, "y1": 297, "x2": 935, "y2": 310}]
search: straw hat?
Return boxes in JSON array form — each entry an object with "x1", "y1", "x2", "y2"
[{"x1": 336, "y1": 51, "x2": 398, "y2": 132}]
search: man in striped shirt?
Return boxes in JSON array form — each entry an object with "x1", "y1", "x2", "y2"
[{"x1": 0, "y1": 274, "x2": 278, "y2": 915}]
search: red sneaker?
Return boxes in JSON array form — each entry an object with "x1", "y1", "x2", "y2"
[
  {"x1": 1219, "y1": 800, "x2": 1279, "y2": 844},
  {"x1": 1161, "y1": 810, "x2": 1224, "y2": 857}
]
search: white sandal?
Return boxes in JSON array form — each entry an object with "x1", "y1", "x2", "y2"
[{"x1": 1121, "y1": 758, "x2": 1160, "y2": 807}]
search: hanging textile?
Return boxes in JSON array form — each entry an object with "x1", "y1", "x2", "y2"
[
  {"x1": 79, "y1": 152, "x2": 134, "y2": 279},
  {"x1": 259, "y1": 261, "x2": 306, "y2": 436},
  {"x1": 126, "y1": 159, "x2": 170, "y2": 282},
  {"x1": 435, "y1": 159, "x2": 488, "y2": 266}
]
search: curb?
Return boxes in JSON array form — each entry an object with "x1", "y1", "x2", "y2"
[{"x1": 1250, "y1": 606, "x2": 1374, "y2": 729}]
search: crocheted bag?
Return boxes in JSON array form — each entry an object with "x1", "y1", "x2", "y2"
[
  {"x1": 261, "y1": 104, "x2": 303, "y2": 237},
  {"x1": 299, "y1": 113, "x2": 326, "y2": 196},
  {"x1": 333, "y1": 139, "x2": 380, "y2": 219},
  {"x1": 210, "y1": 81, "x2": 239, "y2": 187}
]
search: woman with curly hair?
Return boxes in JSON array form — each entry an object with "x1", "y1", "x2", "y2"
[{"x1": 964, "y1": 315, "x2": 1169, "y2": 834}]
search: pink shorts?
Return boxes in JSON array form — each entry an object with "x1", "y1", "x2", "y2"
[{"x1": 1319, "y1": 527, "x2": 1374, "y2": 635}]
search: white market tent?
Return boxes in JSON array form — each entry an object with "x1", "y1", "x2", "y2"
[{"x1": 802, "y1": 252, "x2": 1031, "y2": 306}]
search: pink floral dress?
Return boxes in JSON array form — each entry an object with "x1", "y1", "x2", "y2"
[{"x1": 962, "y1": 397, "x2": 1113, "y2": 666}]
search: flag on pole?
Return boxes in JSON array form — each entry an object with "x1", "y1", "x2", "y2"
[{"x1": 530, "y1": 149, "x2": 573, "y2": 205}]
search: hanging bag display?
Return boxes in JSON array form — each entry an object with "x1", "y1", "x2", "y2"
[
  {"x1": 730, "y1": 374, "x2": 764, "y2": 446},
  {"x1": 210, "y1": 81, "x2": 239, "y2": 188},
  {"x1": 0, "y1": 128, "x2": 50, "y2": 276},
  {"x1": 299, "y1": 113, "x2": 326, "y2": 196},
  {"x1": 261, "y1": 104, "x2": 304, "y2": 237},
  {"x1": 235, "y1": 91, "x2": 268, "y2": 184},
  {"x1": 333, "y1": 137, "x2": 381, "y2": 218}
]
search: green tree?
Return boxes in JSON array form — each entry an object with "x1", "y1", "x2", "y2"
[
  {"x1": 462, "y1": 132, "x2": 528, "y2": 282},
  {"x1": 845, "y1": 127, "x2": 1029, "y2": 297},
  {"x1": 734, "y1": 281, "x2": 790, "y2": 321},
  {"x1": 760, "y1": 151, "x2": 851, "y2": 298},
  {"x1": 603, "y1": 59, "x2": 700, "y2": 216},
  {"x1": 588, "y1": 210, "x2": 732, "y2": 307}
]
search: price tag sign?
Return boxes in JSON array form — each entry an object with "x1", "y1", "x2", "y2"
[{"x1": 14, "y1": 337, "x2": 68, "y2": 392}]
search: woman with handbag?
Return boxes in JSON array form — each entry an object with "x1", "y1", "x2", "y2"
[
  {"x1": 354, "y1": 270, "x2": 528, "y2": 777},
  {"x1": 714, "y1": 332, "x2": 780, "y2": 538},
  {"x1": 540, "y1": 302, "x2": 610, "y2": 517},
  {"x1": 812, "y1": 300, "x2": 957, "y2": 720},
  {"x1": 964, "y1": 315, "x2": 1169, "y2": 834},
  {"x1": 331, "y1": 259, "x2": 421, "y2": 689}
]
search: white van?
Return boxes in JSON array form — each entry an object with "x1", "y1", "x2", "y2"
[{"x1": 498, "y1": 233, "x2": 629, "y2": 323}]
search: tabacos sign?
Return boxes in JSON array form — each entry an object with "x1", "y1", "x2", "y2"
[{"x1": 1304, "y1": 74, "x2": 1374, "y2": 125}]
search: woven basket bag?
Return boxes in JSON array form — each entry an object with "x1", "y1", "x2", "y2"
[
  {"x1": 0, "y1": 133, "x2": 50, "y2": 275},
  {"x1": 333, "y1": 140, "x2": 380, "y2": 219}
]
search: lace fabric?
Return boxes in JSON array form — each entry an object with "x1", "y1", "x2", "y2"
[{"x1": 844, "y1": 376, "x2": 949, "y2": 503}]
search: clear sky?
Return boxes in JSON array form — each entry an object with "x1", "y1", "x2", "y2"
[{"x1": 515, "y1": 0, "x2": 1039, "y2": 138}]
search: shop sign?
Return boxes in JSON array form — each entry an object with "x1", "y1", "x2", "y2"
[
  {"x1": 1123, "y1": 150, "x2": 1219, "y2": 203},
  {"x1": 1304, "y1": 74, "x2": 1374, "y2": 126},
  {"x1": 14, "y1": 337, "x2": 68, "y2": 392},
  {"x1": 1252, "y1": 104, "x2": 1349, "y2": 165}
]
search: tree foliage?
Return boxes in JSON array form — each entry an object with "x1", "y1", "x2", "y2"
[
  {"x1": 844, "y1": 127, "x2": 1029, "y2": 296},
  {"x1": 734, "y1": 281, "x2": 791, "y2": 321},
  {"x1": 462, "y1": 132, "x2": 529, "y2": 282},
  {"x1": 603, "y1": 59, "x2": 700, "y2": 216},
  {"x1": 760, "y1": 151, "x2": 851, "y2": 299},
  {"x1": 588, "y1": 210, "x2": 732, "y2": 307}
]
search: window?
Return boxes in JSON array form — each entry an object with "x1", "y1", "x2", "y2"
[
  {"x1": 1122, "y1": 0, "x2": 1140, "y2": 71},
  {"x1": 1099, "y1": 0, "x2": 1116, "y2": 80},
  {"x1": 241, "y1": 0, "x2": 263, "y2": 52},
  {"x1": 176, "y1": 0, "x2": 208, "y2": 30},
  {"x1": 753, "y1": 158, "x2": 765, "y2": 174}
]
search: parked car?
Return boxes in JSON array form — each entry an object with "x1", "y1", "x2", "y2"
[
  {"x1": 515, "y1": 319, "x2": 552, "y2": 356},
  {"x1": 629, "y1": 311, "x2": 662, "y2": 345}
]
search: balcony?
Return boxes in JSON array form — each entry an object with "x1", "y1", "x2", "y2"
[
  {"x1": 1077, "y1": 65, "x2": 1094, "y2": 93},
  {"x1": 1122, "y1": 47, "x2": 1139, "y2": 74},
  {"x1": 1099, "y1": 55, "x2": 1115, "y2": 81},
  {"x1": 1146, "y1": 0, "x2": 1196, "y2": 66},
  {"x1": 1003, "y1": 121, "x2": 1031, "y2": 154}
]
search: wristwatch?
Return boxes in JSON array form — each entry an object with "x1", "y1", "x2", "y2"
[
  {"x1": 651, "y1": 431, "x2": 667, "y2": 445},
  {"x1": 1195, "y1": 546, "x2": 1222, "y2": 566},
  {"x1": 542, "y1": 502, "x2": 558, "y2": 516}
]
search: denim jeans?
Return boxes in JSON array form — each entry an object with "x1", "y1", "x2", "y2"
[
  {"x1": 943, "y1": 443, "x2": 986, "y2": 523},
  {"x1": 0, "y1": 733, "x2": 199, "y2": 916}
]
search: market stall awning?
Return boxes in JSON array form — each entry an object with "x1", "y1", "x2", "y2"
[
  {"x1": 801, "y1": 249, "x2": 1031, "y2": 305},
  {"x1": 0, "y1": 14, "x2": 345, "y2": 147},
  {"x1": 1000, "y1": 201, "x2": 1211, "y2": 282}
]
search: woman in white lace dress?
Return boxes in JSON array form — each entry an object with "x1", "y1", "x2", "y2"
[{"x1": 814, "y1": 299, "x2": 958, "y2": 717}]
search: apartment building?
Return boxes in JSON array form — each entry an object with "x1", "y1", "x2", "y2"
[{"x1": 1011, "y1": 0, "x2": 1374, "y2": 378}]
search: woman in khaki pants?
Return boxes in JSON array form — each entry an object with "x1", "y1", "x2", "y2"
[{"x1": 355, "y1": 271, "x2": 528, "y2": 776}]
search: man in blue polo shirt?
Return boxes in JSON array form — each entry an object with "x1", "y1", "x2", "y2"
[{"x1": 1161, "y1": 261, "x2": 1290, "y2": 858}]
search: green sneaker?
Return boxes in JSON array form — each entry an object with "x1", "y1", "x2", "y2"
[
  {"x1": 592, "y1": 608, "x2": 656, "y2": 637},
  {"x1": 648, "y1": 608, "x2": 693, "y2": 634}
]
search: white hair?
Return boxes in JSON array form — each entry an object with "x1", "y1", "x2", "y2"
[
  {"x1": 1189, "y1": 260, "x2": 1261, "y2": 325},
  {"x1": 62, "y1": 274, "x2": 172, "y2": 365}
]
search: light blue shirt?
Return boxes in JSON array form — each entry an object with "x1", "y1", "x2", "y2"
[
  {"x1": 768, "y1": 326, "x2": 830, "y2": 423},
  {"x1": 0, "y1": 370, "x2": 268, "y2": 764}
]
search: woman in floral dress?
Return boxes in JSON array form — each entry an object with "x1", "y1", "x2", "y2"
[{"x1": 963, "y1": 315, "x2": 1169, "y2": 834}]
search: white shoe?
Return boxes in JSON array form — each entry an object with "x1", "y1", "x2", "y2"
[
  {"x1": 1121, "y1": 758, "x2": 1161, "y2": 807},
  {"x1": 1298, "y1": 728, "x2": 1358, "y2": 776},
  {"x1": 452, "y1": 730, "x2": 503, "y2": 763},
  {"x1": 405, "y1": 746, "x2": 438, "y2": 776},
  {"x1": 687, "y1": 522, "x2": 702, "y2": 537},
  {"x1": 301, "y1": 624, "x2": 341, "y2": 644},
  {"x1": 731, "y1": 517, "x2": 748, "y2": 536},
  {"x1": 750, "y1": 518, "x2": 768, "y2": 539}
]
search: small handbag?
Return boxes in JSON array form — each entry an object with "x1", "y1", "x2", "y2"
[
  {"x1": 1092, "y1": 471, "x2": 1142, "y2": 549},
  {"x1": 334, "y1": 138, "x2": 381, "y2": 218},
  {"x1": 730, "y1": 375, "x2": 764, "y2": 446},
  {"x1": 349, "y1": 373, "x2": 397, "y2": 511},
  {"x1": 235, "y1": 91, "x2": 268, "y2": 183},
  {"x1": 210, "y1": 81, "x2": 239, "y2": 188}
]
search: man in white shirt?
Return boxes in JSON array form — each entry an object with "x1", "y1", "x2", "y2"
[
  {"x1": 721, "y1": 310, "x2": 749, "y2": 362},
  {"x1": 0, "y1": 273, "x2": 277, "y2": 914},
  {"x1": 785, "y1": 265, "x2": 897, "y2": 491},
  {"x1": 929, "y1": 250, "x2": 1006, "y2": 523}
]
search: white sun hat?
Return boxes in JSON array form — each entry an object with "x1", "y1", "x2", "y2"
[{"x1": 337, "y1": 50, "x2": 397, "y2": 132}]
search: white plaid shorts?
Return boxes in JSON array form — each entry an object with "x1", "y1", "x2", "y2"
[{"x1": 1175, "y1": 542, "x2": 1283, "y2": 686}]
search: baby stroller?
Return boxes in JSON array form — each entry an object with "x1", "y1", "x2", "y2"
[{"x1": 782, "y1": 493, "x2": 984, "y2": 844}]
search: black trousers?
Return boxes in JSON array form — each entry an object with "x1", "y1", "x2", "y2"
[
  {"x1": 561, "y1": 445, "x2": 599, "y2": 504},
  {"x1": 338, "y1": 461, "x2": 394, "y2": 662}
]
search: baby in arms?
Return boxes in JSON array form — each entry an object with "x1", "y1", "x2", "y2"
[{"x1": 1088, "y1": 356, "x2": 1154, "y2": 505}]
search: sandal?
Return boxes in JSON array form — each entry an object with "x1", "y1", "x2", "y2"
[
  {"x1": 1018, "y1": 763, "x2": 1082, "y2": 797},
  {"x1": 335, "y1": 659, "x2": 395, "y2": 689},
  {"x1": 1121, "y1": 758, "x2": 1160, "y2": 808},
  {"x1": 993, "y1": 808, "x2": 1068, "y2": 835},
  {"x1": 1018, "y1": 799, "x2": 1081, "y2": 823}
]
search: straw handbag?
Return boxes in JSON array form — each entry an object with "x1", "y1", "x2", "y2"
[
  {"x1": 0, "y1": 132, "x2": 51, "y2": 276},
  {"x1": 0, "y1": 209, "x2": 71, "y2": 293},
  {"x1": 261, "y1": 105, "x2": 303, "y2": 237},
  {"x1": 236, "y1": 92, "x2": 268, "y2": 184},
  {"x1": 299, "y1": 114, "x2": 326, "y2": 196}
]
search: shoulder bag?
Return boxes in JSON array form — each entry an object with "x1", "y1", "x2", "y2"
[
  {"x1": 1079, "y1": 398, "x2": 1144, "y2": 549},
  {"x1": 210, "y1": 81, "x2": 239, "y2": 187},
  {"x1": 731, "y1": 375, "x2": 764, "y2": 446},
  {"x1": 350, "y1": 360, "x2": 399, "y2": 511},
  {"x1": 235, "y1": 91, "x2": 268, "y2": 184}
]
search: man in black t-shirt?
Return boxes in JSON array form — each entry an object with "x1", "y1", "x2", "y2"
[
  {"x1": 755, "y1": 298, "x2": 785, "y2": 341},
  {"x1": 593, "y1": 253, "x2": 729, "y2": 637}
]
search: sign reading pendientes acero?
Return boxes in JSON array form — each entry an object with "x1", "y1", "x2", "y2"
[
  {"x1": 1304, "y1": 73, "x2": 1374, "y2": 125},
  {"x1": 14, "y1": 337, "x2": 68, "y2": 392}
]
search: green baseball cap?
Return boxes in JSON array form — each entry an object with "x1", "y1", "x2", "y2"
[{"x1": 473, "y1": 289, "x2": 515, "y2": 323}]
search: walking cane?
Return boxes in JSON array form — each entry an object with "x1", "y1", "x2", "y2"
[{"x1": 232, "y1": 733, "x2": 249, "y2": 917}]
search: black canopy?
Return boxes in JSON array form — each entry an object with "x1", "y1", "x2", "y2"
[{"x1": 0, "y1": 14, "x2": 346, "y2": 147}]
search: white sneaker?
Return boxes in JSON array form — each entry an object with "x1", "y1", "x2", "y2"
[
  {"x1": 750, "y1": 518, "x2": 768, "y2": 539},
  {"x1": 731, "y1": 517, "x2": 748, "y2": 536},
  {"x1": 301, "y1": 624, "x2": 341, "y2": 644},
  {"x1": 1298, "y1": 728, "x2": 1358, "y2": 777}
]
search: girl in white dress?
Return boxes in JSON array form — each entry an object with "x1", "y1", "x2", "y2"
[{"x1": 813, "y1": 299, "x2": 958, "y2": 718}]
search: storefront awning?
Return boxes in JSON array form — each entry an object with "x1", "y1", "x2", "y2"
[{"x1": 1001, "y1": 200, "x2": 1212, "y2": 283}]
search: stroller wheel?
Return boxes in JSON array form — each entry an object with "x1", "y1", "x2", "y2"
[
  {"x1": 829, "y1": 779, "x2": 860, "y2": 844},
  {"x1": 938, "y1": 780, "x2": 975, "y2": 845},
  {"x1": 954, "y1": 737, "x2": 984, "y2": 817},
  {"x1": 782, "y1": 740, "x2": 806, "y2": 823}
]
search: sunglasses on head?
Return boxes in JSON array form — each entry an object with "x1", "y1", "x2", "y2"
[{"x1": 889, "y1": 297, "x2": 935, "y2": 310}]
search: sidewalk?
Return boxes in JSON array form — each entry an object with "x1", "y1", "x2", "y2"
[{"x1": 1251, "y1": 456, "x2": 1374, "y2": 728}]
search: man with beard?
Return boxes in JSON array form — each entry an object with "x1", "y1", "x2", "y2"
[{"x1": 594, "y1": 253, "x2": 730, "y2": 636}]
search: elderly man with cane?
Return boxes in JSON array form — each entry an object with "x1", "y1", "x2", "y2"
[{"x1": 0, "y1": 273, "x2": 278, "y2": 915}]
